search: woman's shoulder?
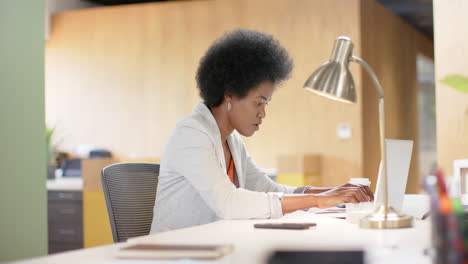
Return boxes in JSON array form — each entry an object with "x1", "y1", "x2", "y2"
[
  {"x1": 167, "y1": 112, "x2": 218, "y2": 147},
  {"x1": 176, "y1": 112, "x2": 212, "y2": 134}
]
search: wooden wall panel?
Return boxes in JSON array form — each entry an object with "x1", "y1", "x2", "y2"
[
  {"x1": 46, "y1": 0, "x2": 431, "y2": 189},
  {"x1": 433, "y1": 0, "x2": 468, "y2": 176},
  {"x1": 220, "y1": 0, "x2": 364, "y2": 187},
  {"x1": 360, "y1": 0, "x2": 433, "y2": 193},
  {"x1": 46, "y1": 0, "x2": 363, "y2": 187},
  {"x1": 46, "y1": 1, "x2": 214, "y2": 160}
]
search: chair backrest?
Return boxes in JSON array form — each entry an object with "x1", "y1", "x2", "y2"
[{"x1": 101, "y1": 162, "x2": 160, "y2": 242}]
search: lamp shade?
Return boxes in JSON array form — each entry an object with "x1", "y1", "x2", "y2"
[{"x1": 304, "y1": 37, "x2": 357, "y2": 104}]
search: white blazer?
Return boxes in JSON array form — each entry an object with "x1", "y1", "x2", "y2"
[{"x1": 150, "y1": 102, "x2": 298, "y2": 233}]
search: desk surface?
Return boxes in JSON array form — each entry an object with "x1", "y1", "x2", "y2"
[
  {"x1": 14, "y1": 195, "x2": 432, "y2": 264},
  {"x1": 46, "y1": 178, "x2": 83, "y2": 191}
]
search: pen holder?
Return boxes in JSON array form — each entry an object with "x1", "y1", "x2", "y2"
[
  {"x1": 424, "y1": 172, "x2": 467, "y2": 264},
  {"x1": 462, "y1": 211, "x2": 468, "y2": 262},
  {"x1": 429, "y1": 204, "x2": 466, "y2": 264}
]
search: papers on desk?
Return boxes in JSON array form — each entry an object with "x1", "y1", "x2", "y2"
[
  {"x1": 308, "y1": 207, "x2": 347, "y2": 219},
  {"x1": 401, "y1": 194, "x2": 430, "y2": 220},
  {"x1": 282, "y1": 207, "x2": 347, "y2": 220},
  {"x1": 284, "y1": 195, "x2": 430, "y2": 222}
]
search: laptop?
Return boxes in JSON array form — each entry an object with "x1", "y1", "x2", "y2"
[{"x1": 374, "y1": 139, "x2": 413, "y2": 211}]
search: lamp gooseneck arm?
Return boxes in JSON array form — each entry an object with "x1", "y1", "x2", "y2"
[
  {"x1": 350, "y1": 55, "x2": 388, "y2": 215},
  {"x1": 350, "y1": 56, "x2": 384, "y2": 99}
]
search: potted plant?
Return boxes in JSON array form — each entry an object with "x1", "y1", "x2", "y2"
[
  {"x1": 46, "y1": 126, "x2": 57, "y2": 179},
  {"x1": 441, "y1": 74, "x2": 468, "y2": 134},
  {"x1": 441, "y1": 75, "x2": 468, "y2": 94}
]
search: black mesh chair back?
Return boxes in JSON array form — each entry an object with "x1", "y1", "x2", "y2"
[{"x1": 101, "y1": 163, "x2": 160, "y2": 242}]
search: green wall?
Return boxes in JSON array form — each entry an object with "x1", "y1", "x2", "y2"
[{"x1": 0, "y1": 1, "x2": 47, "y2": 261}]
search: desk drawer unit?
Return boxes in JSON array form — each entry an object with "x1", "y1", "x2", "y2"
[{"x1": 48, "y1": 190, "x2": 83, "y2": 254}]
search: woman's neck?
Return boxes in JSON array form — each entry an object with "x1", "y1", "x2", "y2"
[{"x1": 209, "y1": 104, "x2": 234, "y2": 144}]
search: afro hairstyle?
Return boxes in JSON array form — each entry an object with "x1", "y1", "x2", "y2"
[{"x1": 196, "y1": 29, "x2": 293, "y2": 107}]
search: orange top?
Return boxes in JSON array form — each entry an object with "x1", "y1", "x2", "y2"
[{"x1": 227, "y1": 158, "x2": 235, "y2": 184}]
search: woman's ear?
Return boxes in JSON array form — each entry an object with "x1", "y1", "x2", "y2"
[
  {"x1": 224, "y1": 94, "x2": 233, "y2": 112},
  {"x1": 224, "y1": 94, "x2": 233, "y2": 103}
]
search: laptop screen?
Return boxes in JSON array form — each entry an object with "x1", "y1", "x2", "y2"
[{"x1": 374, "y1": 139, "x2": 413, "y2": 211}]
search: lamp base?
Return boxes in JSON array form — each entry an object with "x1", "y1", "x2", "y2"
[{"x1": 359, "y1": 205, "x2": 413, "y2": 229}]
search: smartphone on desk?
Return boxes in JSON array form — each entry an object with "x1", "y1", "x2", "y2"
[{"x1": 254, "y1": 223, "x2": 316, "y2": 230}]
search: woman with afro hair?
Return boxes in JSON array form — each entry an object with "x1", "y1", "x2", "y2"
[{"x1": 151, "y1": 29, "x2": 373, "y2": 233}]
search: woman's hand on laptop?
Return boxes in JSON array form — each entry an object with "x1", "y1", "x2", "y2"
[
  {"x1": 282, "y1": 184, "x2": 374, "y2": 213},
  {"x1": 313, "y1": 185, "x2": 373, "y2": 206},
  {"x1": 336, "y1": 183, "x2": 374, "y2": 202},
  {"x1": 303, "y1": 184, "x2": 374, "y2": 202},
  {"x1": 313, "y1": 190, "x2": 360, "y2": 208},
  {"x1": 304, "y1": 184, "x2": 373, "y2": 202}
]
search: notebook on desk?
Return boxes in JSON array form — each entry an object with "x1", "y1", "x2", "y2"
[
  {"x1": 374, "y1": 139, "x2": 413, "y2": 211},
  {"x1": 116, "y1": 243, "x2": 233, "y2": 260}
]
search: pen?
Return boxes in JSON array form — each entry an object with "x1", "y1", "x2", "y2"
[
  {"x1": 434, "y1": 169, "x2": 448, "y2": 196},
  {"x1": 424, "y1": 174, "x2": 440, "y2": 215}
]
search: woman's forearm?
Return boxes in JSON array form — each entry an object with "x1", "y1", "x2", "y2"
[
  {"x1": 281, "y1": 188, "x2": 364, "y2": 214},
  {"x1": 303, "y1": 186, "x2": 332, "y2": 194},
  {"x1": 280, "y1": 183, "x2": 374, "y2": 215},
  {"x1": 281, "y1": 194, "x2": 317, "y2": 214}
]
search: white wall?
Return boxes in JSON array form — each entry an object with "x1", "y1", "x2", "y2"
[{"x1": 434, "y1": 0, "x2": 468, "y2": 175}]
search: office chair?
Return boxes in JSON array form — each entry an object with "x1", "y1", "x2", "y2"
[{"x1": 101, "y1": 163, "x2": 160, "y2": 242}]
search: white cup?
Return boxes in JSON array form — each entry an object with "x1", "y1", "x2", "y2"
[{"x1": 348, "y1": 178, "x2": 371, "y2": 186}]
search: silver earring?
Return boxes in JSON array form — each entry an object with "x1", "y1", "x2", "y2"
[{"x1": 227, "y1": 102, "x2": 232, "y2": 111}]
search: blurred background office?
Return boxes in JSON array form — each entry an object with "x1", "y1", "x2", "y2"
[{"x1": 1, "y1": 0, "x2": 467, "y2": 262}]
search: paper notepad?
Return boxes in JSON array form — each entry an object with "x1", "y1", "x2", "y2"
[{"x1": 116, "y1": 243, "x2": 233, "y2": 259}]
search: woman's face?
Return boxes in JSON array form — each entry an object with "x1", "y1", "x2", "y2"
[{"x1": 228, "y1": 81, "x2": 275, "y2": 137}]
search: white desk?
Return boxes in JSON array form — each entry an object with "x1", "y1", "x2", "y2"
[
  {"x1": 14, "y1": 195, "x2": 432, "y2": 264},
  {"x1": 46, "y1": 178, "x2": 83, "y2": 191}
]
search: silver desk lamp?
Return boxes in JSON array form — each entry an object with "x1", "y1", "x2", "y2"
[{"x1": 304, "y1": 36, "x2": 413, "y2": 229}]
